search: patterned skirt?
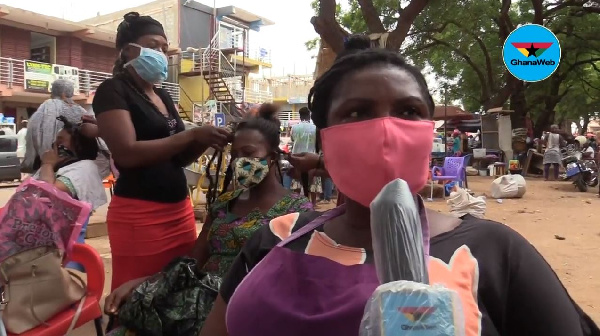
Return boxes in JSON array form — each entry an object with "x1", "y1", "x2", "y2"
[{"x1": 291, "y1": 176, "x2": 322, "y2": 193}]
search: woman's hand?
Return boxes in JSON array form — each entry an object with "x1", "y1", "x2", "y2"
[
  {"x1": 41, "y1": 147, "x2": 61, "y2": 167},
  {"x1": 191, "y1": 126, "x2": 232, "y2": 151},
  {"x1": 104, "y1": 277, "x2": 147, "y2": 315},
  {"x1": 288, "y1": 152, "x2": 321, "y2": 173}
]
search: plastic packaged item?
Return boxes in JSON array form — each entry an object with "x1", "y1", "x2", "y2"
[
  {"x1": 0, "y1": 178, "x2": 90, "y2": 263},
  {"x1": 490, "y1": 174, "x2": 526, "y2": 199},
  {"x1": 369, "y1": 179, "x2": 428, "y2": 284},
  {"x1": 447, "y1": 187, "x2": 486, "y2": 219},
  {"x1": 360, "y1": 179, "x2": 465, "y2": 336}
]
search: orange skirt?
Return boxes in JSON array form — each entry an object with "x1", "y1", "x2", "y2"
[{"x1": 107, "y1": 196, "x2": 197, "y2": 290}]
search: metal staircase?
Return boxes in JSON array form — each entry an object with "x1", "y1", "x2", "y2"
[{"x1": 197, "y1": 31, "x2": 244, "y2": 118}]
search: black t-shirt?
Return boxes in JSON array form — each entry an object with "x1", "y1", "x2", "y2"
[
  {"x1": 92, "y1": 77, "x2": 188, "y2": 203},
  {"x1": 221, "y1": 212, "x2": 600, "y2": 336}
]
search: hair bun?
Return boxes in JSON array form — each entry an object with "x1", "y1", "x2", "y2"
[
  {"x1": 257, "y1": 103, "x2": 279, "y2": 121},
  {"x1": 344, "y1": 35, "x2": 371, "y2": 51},
  {"x1": 257, "y1": 103, "x2": 281, "y2": 128},
  {"x1": 123, "y1": 12, "x2": 140, "y2": 23}
]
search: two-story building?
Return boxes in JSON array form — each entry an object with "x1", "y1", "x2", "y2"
[
  {"x1": 0, "y1": 5, "x2": 180, "y2": 131},
  {"x1": 82, "y1": 0, "x2": 274, "y2": 124},
  {"x1": 248, "y1": 74, "x2": 314, "y2": 127}
]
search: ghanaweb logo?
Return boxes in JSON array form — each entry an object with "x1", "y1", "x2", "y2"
[{"x1": 503, "y1": 24, "x2": 561, "y2": 82}]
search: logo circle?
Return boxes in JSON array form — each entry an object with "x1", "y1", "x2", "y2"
[{"x1": 502, "y1": 24, "x2": 561, "y2": 82}]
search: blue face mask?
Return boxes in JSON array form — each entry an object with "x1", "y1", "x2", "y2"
[{"x1": 126, "y1": 43, "x2": 168, "y2": 84}]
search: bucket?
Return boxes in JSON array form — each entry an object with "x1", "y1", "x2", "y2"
[{"x1": 479, "y1": 169, "x2": 488, "y2": 176}]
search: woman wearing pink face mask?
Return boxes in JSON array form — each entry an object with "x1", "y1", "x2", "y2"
[{"x1": 200, "y1": 36, "x2": 599, "y2": 336}]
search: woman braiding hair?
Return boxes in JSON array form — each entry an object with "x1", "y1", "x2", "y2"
[{"x1": 92, "y1": 11, "x2": 231, "y2": 291}]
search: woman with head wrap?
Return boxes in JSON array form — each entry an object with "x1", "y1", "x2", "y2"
[
  {"x1": 92, "y1": 12, "x2": 230, "y2": 292},
  {"x1": 22, "y1": 79, "x2": 92, "y2": 170}
]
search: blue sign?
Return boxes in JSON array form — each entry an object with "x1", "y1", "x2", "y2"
[
  {"x1": 214, "y1": 113, "x2": 226, "y2": 127},
  {"x1": 503, "y1": 24, "x2": 561, "y2": 82}
]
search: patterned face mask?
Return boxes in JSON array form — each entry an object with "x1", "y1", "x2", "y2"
[{"x1": 233, "y1": 157, "x2": 271, "y2": 189}]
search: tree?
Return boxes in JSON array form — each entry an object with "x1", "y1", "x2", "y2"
[
  {"x1": 406, "y1": 0, "x2": 600, "y2": 131},
  {"x1": 310, "y1": 0, "x2": 431, "y2": 76},
  {"x1": 308, "y1": 0, "x2": 600, "y2": 134}
]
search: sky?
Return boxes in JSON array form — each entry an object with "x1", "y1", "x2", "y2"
[{"x1": 1, "y1": 0, "x2": 318, "y2": 76}]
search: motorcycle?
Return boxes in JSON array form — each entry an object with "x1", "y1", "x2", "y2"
[{"x1": 562, "y1": 151, "x2": 598, "y2": 192}]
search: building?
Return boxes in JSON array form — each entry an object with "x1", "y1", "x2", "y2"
[
  {"x1": 82, "y1": 0, "x2": 274, "y2": 124},
  {"x1": 0, "y1": 5, "x2": 180, "y2": 130},
  {"x1": 247, "y1": 74, "x2": 313, "y2": 126}
]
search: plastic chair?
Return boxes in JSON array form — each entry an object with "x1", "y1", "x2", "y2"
[
  {"x1": 8, "y1": 244, "x2": 106, "y2": 336},
  {"x1": 430, "y1": 157, "x2": 466, "y2": 200},
  {"x1": 461, "y1": 154, "x2": 472, "y2": 189}
]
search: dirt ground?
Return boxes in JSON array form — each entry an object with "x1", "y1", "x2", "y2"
[
  {"x1": 425, "y1": 176, "x2": 600, "y2": 322},
  {"x1": 44, "y1": 175, "x2": 600, "y2": 333}
]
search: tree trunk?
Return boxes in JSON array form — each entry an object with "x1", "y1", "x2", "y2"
[
  {"x1": 509, "y1": 81, "x2": 527, "y2": 129},
  {"x1": 314, "y1": 40, "x2": 338, "y2": 79},
  {"x1": 533, "y1": 76, "x2": 563, "y2": 137}
]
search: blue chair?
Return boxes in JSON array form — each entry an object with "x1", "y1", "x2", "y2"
[{"x1": 430, "y1": 156, "x2": 467, "y2": 200}]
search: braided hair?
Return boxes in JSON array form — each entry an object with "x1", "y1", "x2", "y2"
[
  {"x1": 308, "y1": 35, "x2": 435, "y2": 148},
  {"x1": 56, "y1": 116, "x2": 100, "y2": 161},
  {"x1": 205, "y1": 104, "x2": 284, "y2": 211}
]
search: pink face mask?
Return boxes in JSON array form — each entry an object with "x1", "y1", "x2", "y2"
[{"x1": 321, "y1": 117, "x2": 434, "y2": 207}]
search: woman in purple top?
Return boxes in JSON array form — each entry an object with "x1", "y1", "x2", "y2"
[{"x1": 200, "y1": 36, "x2": 599, "y2": 336}]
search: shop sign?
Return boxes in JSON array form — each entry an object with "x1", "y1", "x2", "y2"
[{"x1": 23, "y1": 61, "x2": 53, "y2": 93}]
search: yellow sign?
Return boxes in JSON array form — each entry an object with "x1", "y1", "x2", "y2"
[{"x1": 23, "y1": 60, "x2": 53, "y2": 92}]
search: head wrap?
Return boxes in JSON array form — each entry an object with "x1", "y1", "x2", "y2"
[
  {"x1": 51, "y1": 79, "x2": 75, "y2": 100},
  {"x1": 115, "y1": 12, "x2": 167, "y2": 50}
]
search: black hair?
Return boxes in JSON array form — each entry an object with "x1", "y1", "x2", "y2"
[
  {"x1": 205, "y1": 104, "x2": 284, "y2": 212},
  {"x1": 299, "y1": 107, "x2": 311, "y2": 121},
  {"x1": 57, "y1": 116, "x2": 99, "y2": 161},
  {"x1": 308, "y1": 35, "x2": 435, "y2": 134}
]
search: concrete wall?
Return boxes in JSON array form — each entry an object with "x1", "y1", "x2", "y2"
[
  {"x1": 0, "y1": 25, "x2": 31, "y2": 59},
  {"x1": 56, "y1": 36, "x2": 82, "y2": 68},
  {"x1": 180, "y1": 1, "x2": 213, "y2": 50},
  {"x1": 82, "y1": 42, "x2": 117, "y2": 73},
  {"x1": 0, "y1": 25, "x2": 115, "y2": 73},
  {"x1": 179, "y1": 59, "x2": 210, "y2": 116},
  {"x1": 80, "y1": 0, "x2": 180, "y2": 47}
]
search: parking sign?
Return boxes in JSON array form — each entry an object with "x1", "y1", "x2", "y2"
[{"x1": 214, "y1": 113, "x2": 226, "y2": 127}]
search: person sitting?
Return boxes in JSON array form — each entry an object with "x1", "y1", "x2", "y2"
[
  {"x1": 104, "y1": 104, "x2": 313, "y2": 336},
  {"x1": 34, "y1": 116, "x2": 107, "y2": 271}
]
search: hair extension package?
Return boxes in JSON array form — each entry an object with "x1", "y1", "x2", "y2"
[{"x1": 359, "y1": 179, "x2": 465, "y2": 336}]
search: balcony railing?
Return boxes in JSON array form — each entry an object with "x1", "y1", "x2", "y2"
[
  {"x1": 218, "y1": 23, "x2": 272, "y2": 64},
  {"x1": 233, "y1": 89, "x2": 273, "y2": 104},
  {"x1": 78, "y1": 70, "x2": 180, "y2": 103},
  {"x1": 244, "y1": 47, "x2": 271, "y2": 64},
  {"x1": 0, "y1": 57, "x2": 180, "y2": 103}
]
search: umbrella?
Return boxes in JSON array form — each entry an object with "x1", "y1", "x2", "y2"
[{"x1": 432, "y1": 106, "x2": 473, "y2": 121}]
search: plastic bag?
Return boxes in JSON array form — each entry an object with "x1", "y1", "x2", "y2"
[
  {"x1": 360, "y1": 179, "x2": 465, "y2": 336},
  {"x1": 0, "y1": 178, "x2": 90, "y2": 262},
  {"x1": 447, "y1": 187, "x2": 486, "y2": 219},
  {"x1": 369, "y1": 179, "x2": 428, "y2": 284},
  {"x1": 490, "y1": 174, "x2": 526, "y2": 199}
]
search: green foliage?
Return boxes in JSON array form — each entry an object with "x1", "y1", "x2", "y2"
[{"x1": 307, "y1": 0, "x2": 600, "y2": 126}]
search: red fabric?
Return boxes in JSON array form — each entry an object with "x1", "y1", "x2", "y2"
[{"x1": 107, "y1": 196, "x2": 197, "y2": 290}]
